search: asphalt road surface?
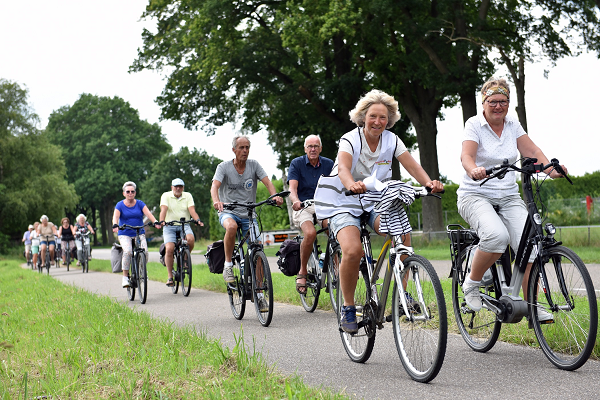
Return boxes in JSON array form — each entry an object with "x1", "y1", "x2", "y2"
[{"x1": 36, "y1": 253, "x2": 600, "y2": 399}]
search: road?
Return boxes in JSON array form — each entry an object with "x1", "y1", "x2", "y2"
[{"x1": 35, "y1": 252, "x2": 600, "y2": 399}]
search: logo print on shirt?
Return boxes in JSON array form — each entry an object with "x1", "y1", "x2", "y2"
[
  {"x1": 244, "y1": 179, "x2": 254, "y2": 191},
  {"x1": 375, "y1": 159, "x2": 391, "y2": 166}
]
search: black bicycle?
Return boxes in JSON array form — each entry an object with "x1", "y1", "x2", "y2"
[
  {"x1": 54, "y1": 237, "x2": 62, "y2": 269},
  {"x1": 117, "y1": 223, "x2": 151, "y2": 304},
  {"x1": 39, "y1": 234, "x2": 53, "y2": 275},
  {"x1": 295, "y1": 200, "x2": 341, "y2": 313},
  {"x1": 164, "y1": 218, "x2": 196, "y2": 297},
  {"x1": 224, "y1": 190, "x2": 290, "y2": 327},
  {"x1": 448, "y1": 157, "x2": 597, "y2": 371},
  {"x1": 62, "y1": 239, "x2": 72, "y2": 272},
  {"x1": 75, "y1": 230, "x2": 91, "y2": 273}
]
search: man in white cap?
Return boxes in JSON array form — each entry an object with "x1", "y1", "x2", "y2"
[{"x1": 159, "y1": 178, "x2": 203, "y2": 287}]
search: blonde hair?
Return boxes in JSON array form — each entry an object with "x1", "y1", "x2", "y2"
[
  {"x1": 349, "y1": 89, "x2": 401, "y2": 129},
  {"x1": 481, "y1": 77, "x2": 510, "y2": 100}
]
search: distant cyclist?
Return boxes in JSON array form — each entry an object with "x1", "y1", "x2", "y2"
[
  {"x1": 211, "y1": 135, "x2": 283, "y2": 283},
  {"x1": 159, "y1": 178, "x2": 203, "y2": 287},
  {"x1": 22, "y1": 224, "x2": 34, "y2": 262},
  {"x1": 287, "y1": 134, "x2": 334, "y2": 294},
  {"x1": 57, "y1": 217, "x2": 76, "y2": 266},
  {"x1": 31, "y1": 222, "x2": 40, "y2": 267},
  {"x1": 38, "y1": 215, "x2": 58, "y2": 267}
]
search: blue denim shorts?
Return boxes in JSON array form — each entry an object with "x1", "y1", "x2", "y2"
[
  {"x1": 219, "y1": 213, "x2": 259, "y2": 240},
  {"x1": 163, "y1": 224, "x2": 194, "y2": 243},
  {"x1": 330, "y1": 211, "x2": 379, "y2": 239}
]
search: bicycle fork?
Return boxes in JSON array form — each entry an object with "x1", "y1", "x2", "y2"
[{"x1": 392, "y1": 255, "x2": 430, "y2": 322}]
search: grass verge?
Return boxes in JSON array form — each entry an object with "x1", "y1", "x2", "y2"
[{"x1": 0, "y1": 258, "x2": 347, "y2": 399}]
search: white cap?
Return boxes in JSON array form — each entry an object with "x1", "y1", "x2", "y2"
[{"x1": 171, "y1": 178, "x2": 185, "y2": 186}]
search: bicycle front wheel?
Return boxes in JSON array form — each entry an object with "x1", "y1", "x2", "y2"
[
  {"x1": 66, "y1": 247, "x2": 70, "y2": 272},
  {"x1": 251, "y1": 251, "x2": 273, "y2": 327},
  {"x1": 300, "y1": 253, "x2": 320, "y2": 312},
  {"x1": 327, "y1": 245, "x2": 341, "y2": 315},
  {"x1": 452, "y1": 251, "x2": 501, "y2": 352},
  {"x1": 172, "y1": 256, "x2": 180, "y2": 295},
  {"x1": 137, "y1": 252, "x2": 148, "y2": 304},
  {"x1": 127, "y1": 260, "x2": 136, "y2": 302},
  {"x1": 181, "y1": 249, "x2": 192, "y2": 297},
  {"x1": 529, "y1": 245, "x2": 598, "y2": 371},
  {"x1": 228, "y1": 257, "x2": 246, "y2": 320},
  {"x1": 392, "y1": 255, "x2": 447, "y2": 383},
  {"x1": 338, "y1": 264, "x2": 375, "y2": 363}
]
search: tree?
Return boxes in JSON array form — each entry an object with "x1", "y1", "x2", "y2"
[
  {"x1": 46, "y1": 94, "x2": 171, "y2": 245},
  {"x1": 142, "y1": 147, "x2": 222, "y2": 239},
  {"x1": 0, "y1": 79, "x2": 77, "y2": 239}
]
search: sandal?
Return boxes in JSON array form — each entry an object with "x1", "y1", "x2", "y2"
[
  {"x1": 296, "y1": 274, "x2": 307, "y2": 295},
  {"x1": 166, "y1": 278, "x2": 174, "y2": 287}
]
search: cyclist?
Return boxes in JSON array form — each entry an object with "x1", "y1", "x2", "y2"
[
  {"x1": 314, "y1": 89, "x2": 443, "y2": 333},
  {"x1": 287, "y1": 134, "x2": 334, "y2": 294},
  {"x1": 22, "y1": 224, "x2": 34, "y2": 262},
  {"x1": 210, "y1": 135, "x2": 283, "y2": 290},
  {"x1": 31, "y1": 222, "x2": 41, "y2": 267},
  {"x1": 112, "y1": 181, "x2": 161, "y2": 288},
  {"x1": 38, "y1": 215, "x2": 58, "y2": 267},
  {"x1": 74, "y1": 214, "x2": 95, "y2": 266},
  {"x1": 57, "y1": 217, "x2": 76, "y2": 266},
  {"x1": 159, "y1": 178, "x2": 203, "y2": 287},
  {"x1": 457, "y1": 77, "x2": 567, "y2": 321}
]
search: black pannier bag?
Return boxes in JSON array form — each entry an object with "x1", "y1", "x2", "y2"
[
  {"x1": 205, "y1": 240, "x2": 225, "y2": 274},
  {"x1": 276, "y1": 238, "x2": 301, "y2": 276},
  {"x1": 111, "y1": 243, "x2": 123, "y2": 273},
  {"x1": 159, "y1": 243, "x2": 166, "y2": 266}
]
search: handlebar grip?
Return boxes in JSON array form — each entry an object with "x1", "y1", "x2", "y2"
[{"x1": 344, "y1": 189, "x2": 355, "y2": 196}]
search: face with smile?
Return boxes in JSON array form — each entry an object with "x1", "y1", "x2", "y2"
[
  {"x1": 233, "y1": 137, "x2": 250, "y2": 162},
  {"x1": 364, "y1": 103, "x2": 388, "y2": 138},
  {"x1": 483, "y1": 93, "x2": 509, "y2": 125},
  {"x1": 123, "y1": 185, "x2": 136, "y2": 201}
]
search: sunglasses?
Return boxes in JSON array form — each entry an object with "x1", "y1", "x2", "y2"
[{"x1": 125, "y1": 190, "x2": 136, "y2": 194}]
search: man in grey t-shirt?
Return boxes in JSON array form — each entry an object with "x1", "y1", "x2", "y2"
[{"x1": 211, "y1": 135, "x2": 283, "y2": 286}]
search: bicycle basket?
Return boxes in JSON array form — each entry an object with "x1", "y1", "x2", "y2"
[{"x1": 447, "y1": 225, "x2": 478, "y2": 253}]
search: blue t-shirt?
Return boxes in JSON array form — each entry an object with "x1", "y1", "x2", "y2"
[
  {"x1": 116, "y1": 200, "x2": 146, "y2": 237},
  {"x1": 288, "y1": 155, "x2": 334, "y2": 201}
]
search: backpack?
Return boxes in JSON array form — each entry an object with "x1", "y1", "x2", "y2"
[
  {"x1": 276, "y1": 238, "x2": 301, "y2": 276},
  {"x1": 111, "y1": 243, "x2": 123, "y2": 273},
  {"x1": 205, "y1": 240, "x2": 225, "y2": 274}
]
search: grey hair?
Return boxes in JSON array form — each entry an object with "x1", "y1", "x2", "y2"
[
  {"x1": 304, "y1": 134, "x2": 322, "y2": 147},
  {"x1": 349, "y1": 89, "x2": 401, "y2": 129},
  {"x1": 77, "y1": 214, "x2": 87, "y2": 222},
  {"x1": 122, "y1": 181, "x2": 136, "y2": 192},
  {"x1": 481, "y1": 77, "x2": 510, "y2": 97},
  {"x1": 40, "y1": 215, "x2": 49, "y2": 222},
  {"x1": 232, "y1": 135, "x2": 251, "y2": 149}
]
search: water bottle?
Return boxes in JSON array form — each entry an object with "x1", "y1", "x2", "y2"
[{"x1": 318, "y1": 253, "x2": 325, "y2": 270}]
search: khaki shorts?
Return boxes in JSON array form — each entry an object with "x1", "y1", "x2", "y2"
[{"x1": 292, "y1": 204, "x2": 322, "y2": 229}]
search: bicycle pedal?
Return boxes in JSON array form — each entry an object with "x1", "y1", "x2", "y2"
[{"x1": 385, "y1": 314, "x2": 392, "y2": 322}]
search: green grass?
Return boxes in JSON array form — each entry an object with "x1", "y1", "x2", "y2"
[{"x1": 0, "y1": 258, "x2": 348, "y2": 399}]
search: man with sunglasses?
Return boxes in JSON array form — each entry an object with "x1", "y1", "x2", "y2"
[{"x1": 159, "y1": 178, "x2": 203, "y2": 287}]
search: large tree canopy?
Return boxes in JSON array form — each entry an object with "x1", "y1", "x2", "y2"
[
  {"x1": 46, "y1": 94, "x2": 171, "y2": 244},
  {"x1": 0, "y1": 79, "x2": 77, "y2": 241}
]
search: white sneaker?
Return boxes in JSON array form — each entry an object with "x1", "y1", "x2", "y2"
[
  {"x1": 462, "y1": 280, "x2": 482, "y2": 311},
  {"x1": 122, "y1": 276, "x2": 131, "y2": 288},
  {"x1": 223, "y1": 266, "x2": 234, "y2": 283},
  {"x1": 256, "y1": 293, "x2": 269, "y2": 312}
]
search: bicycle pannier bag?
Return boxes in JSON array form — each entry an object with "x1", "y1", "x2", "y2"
[
  {"x1": 276, "y1": 239, "x2": 301, "y2": 276},
  {"x1": 111, "y1": 243, "x2": 123, "y2": 273},
  {"x1": 159, "y1": 243, "x2": 166, "y2": 266},
  {"x1": 205, "y1": 240, "x2": 225, "y2": 274}
]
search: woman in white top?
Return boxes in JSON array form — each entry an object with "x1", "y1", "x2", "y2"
[
  {"x1": 458, "y1": 77, "x2": 567, "y2": 320},
  {"x1": 316, "y1": 89, "x2": 443, "y2": 333}
]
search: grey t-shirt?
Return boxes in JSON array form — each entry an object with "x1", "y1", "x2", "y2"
[{"x1": 213, "y1": 159, "x2": 268, "y2": 218}]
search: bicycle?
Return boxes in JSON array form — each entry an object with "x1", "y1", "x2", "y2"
[
  {"x1": 117, "y1": 223, "x2": 152, "y2": 304},
  {"x1": 224, "y1": 190, "x2": 290, "y2": 327},
  {"x1": 75, "y1": 230, "x2": 91, "y2": 273},
  {"x1": 26, "y1": 247, "x2": 33, "y2": 269},
  {"x1": 54, "y1": 236, "x2": 62, "y2": 268},
  {"x1": 294, "y1": 199, "x2": 342, "y2": 314},
  {"x1": 163, "y1": 218, "x2": 196, "y2": 297},
  {"x1": 447, "y1": 157, "x2": 597, "y2": 371},
  {"x1": 338, "y1": 181, "x2": 447, "y2": 383},
  {"x1": 39, "y1": 234, "x2": 53, "y2": 275},
  {"x1": 62, "y1": 239, "x2": 72, "y2": 272}
]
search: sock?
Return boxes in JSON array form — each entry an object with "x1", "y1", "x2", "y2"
[
  {"x1": 225, "y1": 261, "x2": 233, "y2": 268},
  {"x1": 464, "y1": 277, "x2": 481, "y2": 286}
]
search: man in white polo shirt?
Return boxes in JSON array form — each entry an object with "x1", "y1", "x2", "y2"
[{"x1": 159, "y1": 178, "x2": 203, "y2": 287}]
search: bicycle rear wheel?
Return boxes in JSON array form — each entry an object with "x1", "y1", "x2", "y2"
[
  {"x1": 300, "y1": 253, "x2": 320, "y2": 312},
  {"x1": 452, "y1": 248, "x2": 501, "y2": 352},
  {"x1": 327, "y1": 245, "x2": 341, "y2": 315},
  {"x1": 251, "y1": 251, "x2": 273, "y2": 327},
  {"x1": 228, "y1": 257, "x2": 246, "y2": 320},
  {"x1": 392, "y1": 255, "x2": 447, "y2": 383},
  {"x1": 529, "y1": 245, "x2": 598, "y2": 371},
  {"x1": 137, "y1": 252, "x2": 148, "y2": 304},
  {"x1": 181, "y1": 249, "x2": 192, "y2": 297},
  {"x1": 66, "y1": 246, "x2": 70, "y2": 272},
  {"x1": 338, "y1": 263, "x2": 375, "y2": 363},
  {"x1": 172, "y1": 255, "x2": 180, "y2": 294},
  {"x1": 127, "y1": 260, "x2": 136, "y2": 302}
]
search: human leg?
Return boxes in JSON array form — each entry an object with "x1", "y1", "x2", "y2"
[
  {"x1": 297, "y1": 220, "x2": 317, "y2": 294},
  {"x1": 119, "y1": 236, "x2": 133, "y2": 286},
  {"x1": 219, "y1": 213, "x2": 240, "y2": 283}
]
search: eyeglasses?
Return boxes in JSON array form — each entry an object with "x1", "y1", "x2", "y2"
[
  {"x1": 486, "y1": 100, "x2": 509, "y2": 107},
  {"x1": 306, "y1": 145, "x2": 321, "y2": 149},
  {"x1": 125, "y1": 190, "x2": 136, "y2": 194}
]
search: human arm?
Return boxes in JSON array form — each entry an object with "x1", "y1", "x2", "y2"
[
  {"x1": 142, "y1": 206, "x2": 160, "y2": 228},
  {"x1": 56, "y1": 227, "x2": 63, "y2": 237},
  {"x1": 260, "y1": 176, "x2": 283, "y2": 206},
  {"x1": 71, "y1": 225, "x2": 76, "y2": 236},
  {"x1": 517, "y1": 135, "x2": 568, "y2": 178},
  {"x1": 337, "y1": 151, "x2": 366, "y2": 193},
  {"x1": 112, "y1": 207, "x2": 121, "y2": 233},
  {"x1": 188, "y1": 205, "x2": 204, "y2": 226},
  {"x1": 397, "y1": 152, "x2": 444, "y2": 192},
  {"x1": 210, "y1": 179, "x2": 225, "y2": 212},
  {"x1": 288, "y1": 180, "x2": 303, "y2": 211},
  {"x1": 86, "y1": 222, "x2": 95, "y2": 235}
]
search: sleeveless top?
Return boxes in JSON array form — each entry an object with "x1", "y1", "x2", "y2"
[
  {"x1": 314, "y1": 127, "x2": 397, "y2": 220},
  {"x1": 61, "y1": 224, "x2": 75, "y2": 241}
]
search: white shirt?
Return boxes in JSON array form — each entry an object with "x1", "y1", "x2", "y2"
[{"x1": 457, "y1": 112, "x2": 527, "y2": 198}]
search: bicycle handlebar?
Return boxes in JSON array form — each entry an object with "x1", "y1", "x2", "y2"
[
  {"x1": 222, "y1": 190, "x2": 291, "y2": 211},
  {"x1": 478, "y1": 158, "x2": 572, "y2": 186},
  {"x1": 163, "y1": 219, "x2": 199, "y2": 226},
  {"x1": 344, "y1": 184, "x2": 445, "y2": 199},
  {"x1": 116, "y1": 222, "x2": 154, "y2": 231}
]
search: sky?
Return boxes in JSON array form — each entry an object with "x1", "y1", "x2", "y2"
[{"x1": 1, "y1": 1, "x2": 599, "y2": 184}]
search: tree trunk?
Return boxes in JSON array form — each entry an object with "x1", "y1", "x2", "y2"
[
  {"x1": 91, "y1": 205, "x2": 98, "y2": 246},
  {"x1": 99, "y1": 201, "x2": 115, "y2": 246},
  {"x1": 459, "y1": 90, "x2": 478, "y2": 124},
  {"x1": 282, "y1": 169, "x2": 294, "y2": 229}
]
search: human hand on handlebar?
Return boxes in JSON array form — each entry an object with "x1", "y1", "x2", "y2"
[
  {"x1": 549, "y1": 165, "x2": 568, "y2": 179},
  {"x1": 347, "y1": 181, "x2": 367, "y2": 194},
  {"x1": 273, "y1": 196, "x2": 283, "y2": 206},
  {"x1": 213, "y1": 201, "x2": 224, "y2": 212},
  {"x1": 469, "y1": 166, "x2": 487, "y2": 181},
  {"x1": 292, "y1": 200, "x2": 302, "y2": 211},
  {"x1": 426, "y1": 180, "x2": 444, "y2": 193}
]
